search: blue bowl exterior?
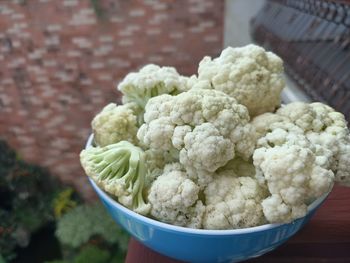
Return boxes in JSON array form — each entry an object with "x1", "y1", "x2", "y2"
[
  {"x1": 85, "y1": 135, "x2": 329, "y2": 263},
  {"x1": 90, "y1": 178, "x2": 326, "y2": 263}
]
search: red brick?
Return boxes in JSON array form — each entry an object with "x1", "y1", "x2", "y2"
[{"x1": 0, "y1": 0, "x2": 224, "y2": 199}]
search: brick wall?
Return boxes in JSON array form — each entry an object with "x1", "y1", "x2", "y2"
[{"x1": 0, "y1": 0, "x2": 224, "y2": 199}]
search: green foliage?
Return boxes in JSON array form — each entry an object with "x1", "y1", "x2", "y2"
[
  {"x1": 109, "y1": 250, "x2": 127, "y2": 263},
  {"x1": 56, "y1": 203, "x2": 129, "y2": 250},
  {"x1": 0, "y1": 140, "x2": 129, "y2": 262},
  {"x1": 53, "y1": 188, "x2": 77, "y2": 219},
  {"x1": 0, "y1": 140, "x2": 65, "y2": 261},
  {"x1": 73, "y1": 245, "x2": 110, "y2": 263},
  {"x1": 47, "y1": 243, "x2": 125, "y2": 263},
  {"x1": 54, "y1": 202, "x2": 128, "y2": 263},
  {"x1": 0, "y1": 210, "x2": 18, "y2": 261}
]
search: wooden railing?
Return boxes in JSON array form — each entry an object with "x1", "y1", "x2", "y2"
[{"x1": 251, "y1": 0, "x2": 350, "y2": 120}]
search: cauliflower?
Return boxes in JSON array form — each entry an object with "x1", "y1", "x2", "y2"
[
  {"x1": 123, "y1": 102, "x2": 145, "y2": 127},
  {"x1": 197, "y1": 44, "x2": 285, "y2": 117},
  {"x1": 179, "y1": 123, "x2": 235, "y2": 173},
  {"x1": 203, "y1": 170, "x2": 266, "y2": 229},
  {"x1": 276, "y1": 102, "x2": 350, "y2": 186},
  {"x1": 137, "y1": 89, "x2": 256, "y2": 187},
  {"x1": 80, "y1": 141, "x2": 150, "y2": 215},
  {"x1": 117, "y1": 64, "x2": 187, "y2": 110},
  {"x1": 276, "y1": 102, "x2": 343, "y2": 132},
  {"x1": 217, "y1": 157, "x2": 256, "y2": 178},
  {"x1": 148, "y1": 163, "x2": 205, "y2": 228},
  {"x1": 80, "y1": 44, "x2": 350, "y2": 230},
  {"x1": 92, "y1": 103, "x2": 138, "y2": 147},
  {"x1": 253, "y1": 128, "x2": 334, "y2": 223},
  {"x1": 143, "y1": 148, "x2": 179, "y2": 187},
  {"x1": 144, "y1": 148, "x2": 178, "y2": 172},
  {"x1": 251, "y1": 112, "x2": 289, "y2": 139}
]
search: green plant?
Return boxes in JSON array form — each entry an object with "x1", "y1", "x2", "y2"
[
  {"x1": 73, "y1": 245, "x2": 110, "y2": 263},
  {"x1": 53, "y1": 202, "x2": 128, "y2": 263},
  {"x1": 53, "y1": 188, "x2": 77, "y2": 219},
  {"x1": 0, "y1": 140, "x2": 129, "y2": 262},
  {"x1": 56, "y1": 203, "x2": 128, "y2": 249},
  {"x1": 0, "y1": 140, "x2": 65, "y2": 261}
]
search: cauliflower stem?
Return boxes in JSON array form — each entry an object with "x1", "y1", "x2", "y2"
[{"x1": 80, "y1": 141, "x2": 150, "y2": 215}]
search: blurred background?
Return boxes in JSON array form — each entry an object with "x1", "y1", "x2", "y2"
[
  {"x1": 0, "y1": 0, "x2": 226, "y2": 262},
  {"x1": 1, "y1": 0, "x2": 349, "y2": 262},
  {"x1": 0, "y1": 0, "x2": 225, "y2": 200}
]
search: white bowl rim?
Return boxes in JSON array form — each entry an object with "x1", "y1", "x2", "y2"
[{"x1": 85, "y1": 134, "x2": 330, "y2": 236}]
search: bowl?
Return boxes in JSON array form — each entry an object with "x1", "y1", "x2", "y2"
[{"x1": 85, "y1": 134, "x2": 330, "y2": 263}]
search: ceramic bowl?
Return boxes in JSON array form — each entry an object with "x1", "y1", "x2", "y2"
[{"x1": 85, "y1": 134, "x2": 329, "y2": 263}]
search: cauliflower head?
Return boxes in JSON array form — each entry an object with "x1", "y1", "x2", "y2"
[
  {"x1": 80, "y1": 141, "x2": 150, "y2": 215},
  {"x1": 197, "y1": 44, "x2": 285, "y2": 117},
  {"x1": 253, "y1": 128, "x2": 334, "y2": 223},
  {"x1": 147, "y1": 163, "x2": 205, "y2": 228},
  {"x1": 92, "y1": 103, "x2": 138, "y2": 147},
  {"x1": 276, "y1": 102, "x2": 346, "y2": 132},
  {"x1": 137, "y1": 89, "x2": 256, "y2": 187},
  {"x1": 276, "y1": 102, "x2": 350, "y2": 186},
  {"x1": 203, "y1": 170, "x2": 266, "y2": 229},
  {"x1": 117, "y1": 64, "x2": 187, "y2": 110}
]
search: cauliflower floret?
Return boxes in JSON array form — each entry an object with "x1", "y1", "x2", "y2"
[
  {"x1": 145, "y1": 148, "x2": 178, "y2": 171},
  {"x1": 251, "y1": 108, "x2": 338, "y2": 174},
  {"x1": 276, "y1": 102, "x2": 350, "y2": 186},
  {"x1": 143, "y1": 147, "x2": 179, "y2": 186},
  {"x1": 203, "y1": 170, "x2": 266, "y2": 229},
  {"x1": 148, "y1": 164, "x2": 205, "y2": 228},
  {"x1": 253, "y1": 129, "x2": 334, "y2": 223},
  {"x1": 137, "y1": 117, "x2": 175, "y2": 151},
  {"x1": 337, "y1": 145, "x2": 350, "y2": 186},
  {"x1": 143, "y1": 91, "x2": 268, "y2": 190},
  {"x1": 180, "y1": 75, "x2": 199, "y2": 91},
  {"x1": 261, "y1": 194, "x2": 306, "y2": 224},
  {"x1": 172, "y1": 125, "x2": 192, "y2": 150},
  {"x1": 92, "y1": 103, "x2": 138, "y2": 147},
  {"x1": 217, "y1": 157, "x2": 256, "y2": 178},
  {"x1": 80, "y1": 141, "x2": 150, "y2": 215},
  {"x1": 138, "y1": 89, "x2": 256, "y2": 188},
  {"x1": 251, "y1": 113, "x2": 289, "y2": 139},
  {"x1": 178, "y1": 123, "x2": 235, "y2": 188},
  {"x1": 307, "y1": 130, "x2": 350, "y2": 186},
  {"x1": 118, "y1": 64, "x2": 187, "y2": 109},
  {"x1": 197, "y1": 44, "x2": 285, "y2": 117},
  {"x1": 123, "y1": 102, "x2": 144, "y2": 126},
  {"x1": 180, "y1": 123, "x2": 234, "y2": 173},
  {"x1": 277, "y1": 102, "x2": 345, "y2": 132},
  {"x1": 143, "y1": 94, "x2": 174, "y2": 123},
  {"x1": 277, "y1": 102, "x2": 317, "y2": 131}
]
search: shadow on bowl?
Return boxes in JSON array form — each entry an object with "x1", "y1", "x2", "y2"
[{"x1": 85, "y1": 134, "x2": 330, "y2": 263}]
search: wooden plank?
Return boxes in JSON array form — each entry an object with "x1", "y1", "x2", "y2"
[{"x1": 126, "y1": 239, "x2": 180, "y2": 263}]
